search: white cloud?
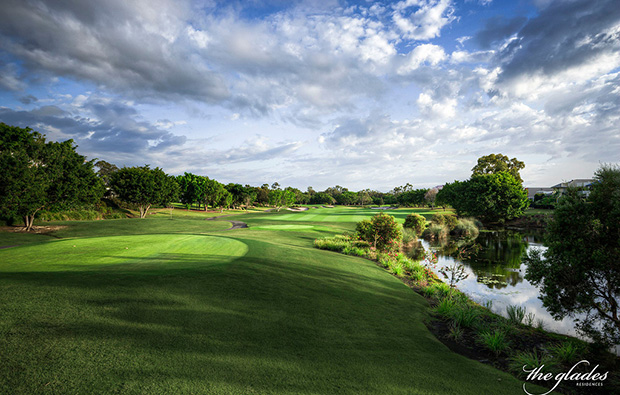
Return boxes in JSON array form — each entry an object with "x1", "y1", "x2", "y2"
[{"x1": 392, "y1": 0, "x2": 456, "y2": 40}]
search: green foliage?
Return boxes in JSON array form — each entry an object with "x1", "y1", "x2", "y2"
[
  {"x1": 451, "y1": 218, "x2": 480, "y2": 238},
  {"x1": 110, "y1": 166, "x2": 179, "y2": 218},
  {"x1": 355, "y1": 213, "x2": 402, "y2": 251},
  {"x1": 0, "y1": 123, "x2": 105, "y2": 230},
  {"x1": 525, "y1": 164, "x2": 620, "y2": 345},
  {"x1": 506, "y1": 305, "x2": 526, "y2": 325},
  {"x1": 477, "y1": 329, "x2": 510, "y2": 356},
  {"x1": 431, "y1": 213, "x2": 458, "y2": 230},
  {"x1": 269, "y1": 188, "x2": 296, "y2": 210},
  {"x1": 508, "y1": 349, "x2": 557, "y2": 378},
  {"x1": 452, "y1": 306, "x2": 480, "y2": 328},
  {"x1": 403, "y1": 213, "x2": 426, "y2": 234},
  {"x1": 310, "y1": 192, "x2": 335, "y2": 205},
  {"x1": 439, "y1": 172, "x2": 529, "y2": 223},
  {"x1": 94, "y1": 160, "x2": 119, "y2": 188},
  {"x1": 549, "y1": 341, "x2": 583, "y2": 364},
  {"x1": 423, "y1": 223, "x2": 449, "y2": 240},
  {"x1": 471, "y1": 153, "x2": 525, "y2": 184}
]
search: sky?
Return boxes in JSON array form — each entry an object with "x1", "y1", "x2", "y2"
[{"x1": 0, "y1": 0, "x2": 619, "y2": 191}]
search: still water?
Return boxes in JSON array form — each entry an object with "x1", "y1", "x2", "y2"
[{"x1": 415, "y1": 229, "x2": 583, "y2": 339}]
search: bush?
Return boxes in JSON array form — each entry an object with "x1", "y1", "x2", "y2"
[
  {"x1": 431, "y1": 213, "x2": 458, "y2": 230},
  {"x1": 451, "y1": 218, "x2": 480, "y2": 238},
  {"x1": 403, "y1": 213, "x2": 426, "y2": 235}
]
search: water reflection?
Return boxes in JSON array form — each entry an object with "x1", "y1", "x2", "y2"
[{"x1": 406, "y1": 229, "x2": 586, "y2": 340}]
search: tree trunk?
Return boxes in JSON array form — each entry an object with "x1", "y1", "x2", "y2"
[{"x1": 139, "y1": 204, "x2": 151, "y2": 218}]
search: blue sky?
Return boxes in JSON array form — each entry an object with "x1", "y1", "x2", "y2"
[{"x1": 1, "y1": 0, "x2": 618, "y2": 190}]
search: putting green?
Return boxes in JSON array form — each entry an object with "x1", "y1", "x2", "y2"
[
  {"x1": 253, "y1": 224, "x2": 315, "y2": 230},
  {"x1": 0, "y1": 234, "x2": 248, "y2": 272}
]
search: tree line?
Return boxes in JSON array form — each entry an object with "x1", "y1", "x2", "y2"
[{"x1": 1, "y1": 123, "x2": 531, "y2": 229}]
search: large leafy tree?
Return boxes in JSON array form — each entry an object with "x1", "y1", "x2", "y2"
[
  {"x1": 0, "y1": 123, "x2": 104, "y2": 230},
  {"x1": 438, "y1": 172, "x2": 529, "y2": 223},
  {"x1": 471, "y1": 153, "x2": 525, "y2": 183},
  {"x1": 110, "y1": 166, "x2": 178, "y2": 218},
  {"x1": 269, "y1": 188, "x2": 295, "y2": 211},
  {"x1": 525, "y1": 165, "x2": 620, "y2": 345}
]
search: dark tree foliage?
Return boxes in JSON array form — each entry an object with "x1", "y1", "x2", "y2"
[
  {"x1": 110, "y1": 166, "x2": 178, "y2": 218},
  {"x1": 94, "y1": 160, "x2": 119, "y2": 187},
  {"x1": 438, "y1": 172, "x2": 529, "y2": 223},
  {"x1": 0, "y1": 123, "x2": 104, "y2": 230},
  {"x1": 310, "y1": 192, "x2": 335, "y2": 205},
  {"x1": 471, "y1": 153, "x2": 525, "y2": 183},
  {"x1": 525, "y1": 165, "x2": 620, "y2": 345}
]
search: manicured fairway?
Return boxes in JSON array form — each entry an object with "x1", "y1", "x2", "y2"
[
  {"x1": 0, "y1": 208, "x2": 542, "y2": 394},
  {"x1": 258, "y1": 206, "x2": 441, "y2": 224}
]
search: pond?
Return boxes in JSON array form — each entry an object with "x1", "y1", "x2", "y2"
[{"x1": 411, "y1": 229, "x2": 585, "y2": 339}]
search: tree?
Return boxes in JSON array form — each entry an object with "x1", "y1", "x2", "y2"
[
  {"x1": 525, "y1": 164, "x2": 620, "y2": 345},
  {"x1": 471, "y1": 153, "x2": 525, "y2": 183},
  {"x1": 439, "y1": 172, "x2": 529, "y2": 223},
  {"x1": 0, "y1": 123, "x2": 104, "y2": 231},
  {"x1": 110, "y1": 166, "x2": 178, "y2": 218},
  {"x1": 94, "y1": 160, "x2": 119, "y2": 187},
  {"x1": 269, "y1": 188, "x2": 295, "y2": 211},
  {"x1": 424, "y1": 188, "x2": 438, "y2": 208},
  {"x1": 310, "y1": 192, "x2": 335, "y2": 205},
  {"x1": 355, "y1": 213, "x2": 402, "y2": 251}
]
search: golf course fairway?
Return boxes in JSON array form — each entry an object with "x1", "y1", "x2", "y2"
[{"x1": 0, "y1": 209, "x2": 544, "y2": 394}]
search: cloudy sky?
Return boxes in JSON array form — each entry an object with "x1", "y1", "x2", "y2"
[{"x1": 1, "y1": 0, "x2": 618, "y2": 191}]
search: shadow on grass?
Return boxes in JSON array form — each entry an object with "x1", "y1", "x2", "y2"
[{"x1": 0, "y1": 238, "x2": 537, "y2": 394}]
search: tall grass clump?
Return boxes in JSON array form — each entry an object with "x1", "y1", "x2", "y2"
[
  {"x1": 434, "y1": 297, "x2": 458, "y2": 317},
  {"x1": 478, "y1": 329, "x2": 510, "y2": 356},
  {"x1": 451, "y1": 218, "x2": 480, "y2": 238},
  {"x1": 508, "y1": 349, "x2": 557, "y2": 377},
  {"x1": 506, "y1": 305, "x2": 527, "y2": 325},
  {"x1": 549, "y1": 341, "x2": 583, "y2": 364},
  {"x1": 452, "y1": 306, "x2": 480, "y2": 328},
  {"x1": 431, "y1": 213, "x2": 458, "y2": 231},
  {"x1": 422, "y1": 223, "x2": 448, "y2": 240}
]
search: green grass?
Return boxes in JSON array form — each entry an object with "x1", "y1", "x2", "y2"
[{"x1": 0, "y1": 206, "x2": 543, "y2": 394}]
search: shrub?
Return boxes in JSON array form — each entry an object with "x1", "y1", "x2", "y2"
[
  {"x1": 403, "y1": 213, "x2": 426, "y2": 235},
  {"x1": 451, "y1": 218, "x2": 480, "y2": 238},
  {"x1": 314, "y1": 237, "x2": 349, "y2": 252},
  {"x1": 506, "y1": 304, "x2": 527, "y2": 325},
  {"x1": 431, "y1": 213, "x2": 458, "y2": 230},
  {"x1": 355, "y1": 219, "x2": 373, "y2": 242}
]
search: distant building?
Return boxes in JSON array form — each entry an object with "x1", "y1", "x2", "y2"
[
  {"x1": 551, "y1": 179, "x2": 594, "y2": 197},
  {"x1": 525, "y1": 187, "x2": 554, "y2": 200}
]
